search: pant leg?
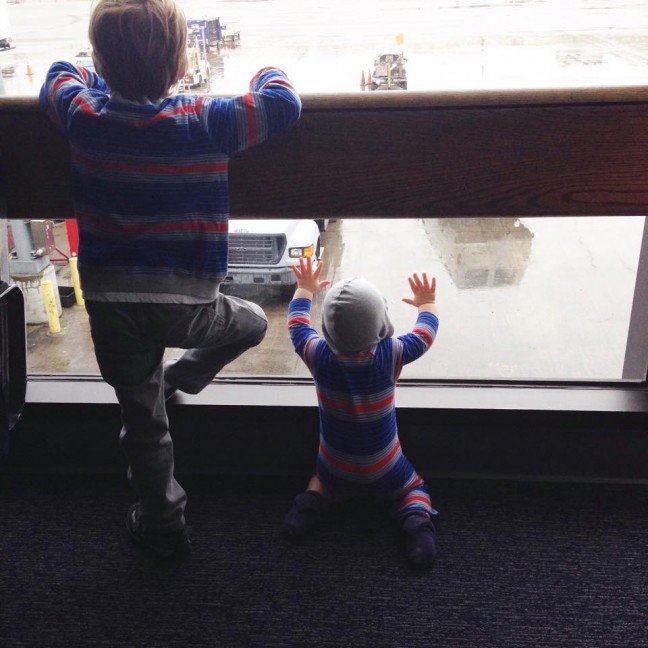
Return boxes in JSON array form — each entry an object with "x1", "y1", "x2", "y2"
[
  {"x1": 164, "y1": 293, "x2": 268, "y2": 394},
  {"x1": 115, "y1": 363, "x2": 187, "y2": 533},
  {"x1": 392, "y1": 478, "x2": 437, "y2": 522},
  {"x1": 86, "y1": 301, "x2": 187, "y2": 533}
]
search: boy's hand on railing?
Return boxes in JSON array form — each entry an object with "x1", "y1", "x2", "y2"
[
  {"x1": 402, "y1": 273, "x2": 436, "y2": 310},
  {"x1": 291, "y1": 257, "x2": 330, "y2": 298}
]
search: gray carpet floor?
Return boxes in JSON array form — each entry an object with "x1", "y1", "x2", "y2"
[{"x1": 1, "y1": 474, "x2": 647, "y2": 647}]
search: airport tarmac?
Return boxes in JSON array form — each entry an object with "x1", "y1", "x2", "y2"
[{"x1": 2, "y1": 0, "x2": 648, "y2": 97}]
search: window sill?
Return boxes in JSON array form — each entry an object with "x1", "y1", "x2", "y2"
[{"x1": 25, "y1": 377, "x2": 648, "y2": 413}]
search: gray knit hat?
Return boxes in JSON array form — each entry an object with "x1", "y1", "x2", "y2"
[{"x1": 321, "y1": 278, "x2": 394, "y2": 353}]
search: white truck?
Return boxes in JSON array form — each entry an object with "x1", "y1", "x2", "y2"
[
  {"x1": 0, "y1": 0, "x2": 13, "y2": 51},
  {"x1": 222, "y1": 219, "x2": 321, "y2": 294}
]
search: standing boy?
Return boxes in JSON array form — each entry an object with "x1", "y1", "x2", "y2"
[
  {"x1": 285, "y1": 257, "x2": 440, "y2": 569},
  {"x1": 40, "y1": 0, "x2": 301, "y2": 558}
]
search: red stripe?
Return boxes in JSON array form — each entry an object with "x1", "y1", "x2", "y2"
[
  {"x1": 72, "y1": 95, "x2": 97, "y2": 116},
  {"x1": 402, "y1": 494, "x2": 431, "y2": 507},
  {"x1": 72, "y1": 151, "x2": 228, "y2": 175},
  {"x1": 76, "y1": 211, "x2": 227, "y2": 234},
  {"x1": 244, "y1": 94, "x2": 258, "y2": 147},
  {"x1": 413, "y1": 327, "x2": 434, "y2": 346},
  {"x1": 317, "y1": 390, "x2": 393, "y2": 415},
  {"x1": 145, "y1": 104, "x2": 196, "y2": 126},
  {"x1": 410, "y1": 475, "x2": 424, "y2": 489},
  {"x1": 51, "y1": 75, "x2": 72, "y2": 95},
  {"x1": 319, "y1": 439, "x2": 401, "y2": 475},
  {"x1": 338, "y1": 350, "x2": 373, "y2": 359},
  {"x1": 288, "y1": 316, "x2": 310, "y2": 326}
]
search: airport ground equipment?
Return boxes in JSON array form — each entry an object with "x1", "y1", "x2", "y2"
[{"x1": 368, "y1": 53, "x2": 407, "y2": 91}]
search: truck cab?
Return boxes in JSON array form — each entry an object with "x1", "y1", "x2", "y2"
[{"x1": 222, "y1": 219, "x2": 321, "y2": 294}]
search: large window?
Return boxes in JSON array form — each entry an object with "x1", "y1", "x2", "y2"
[{"x1": 5, "y1": 216, "x2": 647, "y2": 382}]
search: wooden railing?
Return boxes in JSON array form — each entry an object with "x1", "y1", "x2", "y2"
[{"x1": 2, "y1": 87, "x2": 648, "y2": 220}]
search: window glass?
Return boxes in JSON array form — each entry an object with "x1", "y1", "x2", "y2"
[
  {"x1": 1, "y1": 1, "x2": 647, "y2": 96},
  {"x1": 5, "y1": 216, "x2": 647, "y2": 382}
]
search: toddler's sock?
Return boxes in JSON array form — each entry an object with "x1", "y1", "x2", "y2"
[
  {"x1": 283, "y1": 490, "x2": 327, "y2": 540},
  {"x1": 402, "y1": 513, "x2": 437, "y2": 569}
]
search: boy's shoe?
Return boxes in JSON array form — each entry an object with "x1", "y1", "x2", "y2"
[
  {"x1": 283, "y1": 490, "x2": 328, "y2": 541},
  {"x1": 126, "y1": 504, "x2": 191, "y2": 559},
  {"x1": 402, "y1": 514, "x2": 437, "y2": 570}
]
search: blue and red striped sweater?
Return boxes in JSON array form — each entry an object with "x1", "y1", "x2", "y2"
[
  {"x1": 40, "y1": 62, "x2": 301, "y2": 303},
  {"x1": 288, "y1": 297, "x2": 439, "y2": 501}
]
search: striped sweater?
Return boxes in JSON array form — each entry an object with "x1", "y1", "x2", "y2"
[
  {"x1": 39, "y1": 62, "x2": 301, "y2": 303},
  {"x1": 288, "y1": 297, "x2": 439, "y2": 505}
]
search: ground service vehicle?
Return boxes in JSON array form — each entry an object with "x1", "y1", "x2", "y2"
[
  {"x1": 187, "y1": 17, "x2": 240, "y2": 52},
  {"x1": 180, "y1": 37, "x2": 210, "y2": 90},
  {"x1": 369, "y1": 53, "x2": 407, "y2": 90},
  {"x1": 221, "y1": 22, "x2": 241, "y2": 47},
  {"x1": 187, "y1": 17, "x2": 222, "y2": 52},
  {"x1": 0, "y1": 0, "x2": 13, "y2": 51},
  {"x1": 223, "y1": 219, "x2": 321, "y2": 293}
]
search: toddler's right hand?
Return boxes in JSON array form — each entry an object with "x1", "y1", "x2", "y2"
[
  {"x1": 402, "y1": 273, "x2": 436, "y2": 308},
  {"x1": 291, "y1": 256, "x2": 330, "y2": 295}
]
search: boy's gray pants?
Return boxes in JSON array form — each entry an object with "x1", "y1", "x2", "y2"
[{"x1": 85, "y1": 294, "x2": 268, "y2": 533}]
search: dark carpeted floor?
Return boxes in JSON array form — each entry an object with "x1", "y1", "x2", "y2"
[{"x1": 1, "y1": 474, "x2": 647, "y2": 648}]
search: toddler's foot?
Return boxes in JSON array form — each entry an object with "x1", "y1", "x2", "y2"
[
  {"x1": 402, "y1": 514, "x2": 437, "y2": 570},
  {"x1": 283, "y1": 490, "x2": 327, "y2": 541}
]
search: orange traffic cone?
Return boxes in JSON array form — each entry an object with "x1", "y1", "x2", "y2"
[
  {"x1": 26, "y1": 64, "x2": 34, "y2": 77},
  {"x1": 360, "y1": 70, "x2": 366, "y2": 90},
  {"x1": 367, "y1": 70, "x2": 372, "y2": 90}
]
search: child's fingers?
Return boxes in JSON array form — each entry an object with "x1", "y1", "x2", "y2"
[
  {"x1": 412, "y1": 273, "x2": 423, "y2": 290},
  {"x1": 291, "y1": 264, "x2": 301, "y2": 278},
  {"x1": 402, "y1": 298, "x2": 415, "y2": 306},
  {"x1": 313, "y1": 259, "x2": 324, "y2": 278},
  {"x1": 408, "y1": 277, "x2": 416, "y2": 293}
]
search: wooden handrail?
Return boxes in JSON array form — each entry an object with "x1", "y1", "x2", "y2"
[{"x1": 2, "y1": 89, "x2": 648, "y2": 219}]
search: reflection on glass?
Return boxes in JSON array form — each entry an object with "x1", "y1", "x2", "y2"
[
  {"x1": 8, "y1": 216, "x2": 647, "y2": 382},
  {"x1": 424, "y1": 218, "x2": 533, "y2": 289},
  {"x1": 1, "y1": 1, "x2": 648, "y2": 97}
]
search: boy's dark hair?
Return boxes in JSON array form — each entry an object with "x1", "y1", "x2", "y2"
[{"x1": 89, "y1": 0, "x2": 187, "y2": 101}]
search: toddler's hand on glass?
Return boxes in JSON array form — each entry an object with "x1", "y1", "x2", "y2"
[
  {"x1": 291, "y1": 256, "x2": 330, "y2": 295},
  {"x1": 402, "y1": 273, "x2": 436, "y2": 308}
]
